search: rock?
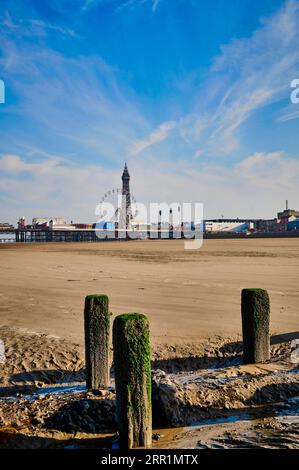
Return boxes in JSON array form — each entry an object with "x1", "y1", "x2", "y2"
[
  {"x1": 0, "y1": 339, "x2": 5, "y2": 364},
  {"x1": 93, "y1": 389, "x2": 109, "y2": 397},
  {"x1": 31, "y1": 417, "x2": 43, "y2": 425}
]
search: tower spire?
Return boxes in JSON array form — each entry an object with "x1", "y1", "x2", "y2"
[
  {"x1": 122, "y1": 162, "x2": 130, "y2": 178},
  {"x1": 121, "y1": 163, "x2": 131, "y2": 228}
]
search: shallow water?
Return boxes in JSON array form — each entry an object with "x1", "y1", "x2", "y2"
[{"x1": 153, "y1": 397, "x2": 299, "y2": 449}]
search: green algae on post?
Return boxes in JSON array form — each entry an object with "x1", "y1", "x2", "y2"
[
  {"x1": 241, "y1": 288, "x2": 270, "y2": 364},
  {"x1": 84, "y1": 294, "x2": 110, "y2": 389},
  {"x1": 113, "y1": 313, "x2": 152, "y2": 449}
]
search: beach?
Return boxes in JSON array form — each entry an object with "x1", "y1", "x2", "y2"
[
  {"x1": 0, "y1": 238, "x2": 298, "y2": 348},
  {"x1": 0, "y1": 238, "x2": 298, "y2": 449}
]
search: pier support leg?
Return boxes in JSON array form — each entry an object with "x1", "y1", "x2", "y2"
[
  {"x1": 113, "y1": 313, "x2": 152, "y2": 449},
  {"x1": 241, "y1": 288, "x2": 270, "y2": 364},
  {"x1": 84, "y1": 294, "x2": 110, "y2": 389}
]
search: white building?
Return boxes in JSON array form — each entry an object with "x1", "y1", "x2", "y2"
[
  {"x1": 204, "y1": 219, "x2": 254, "y2": 233},
  {"x1": 32, "y1": 217, "x2": 66, "y2": 227}
]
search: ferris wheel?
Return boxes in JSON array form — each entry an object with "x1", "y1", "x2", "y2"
[{"x1": 96, "y1": 187, "x2": 138, "y2": 225}]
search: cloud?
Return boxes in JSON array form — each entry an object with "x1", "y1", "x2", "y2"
[
  {"x1": 151, "y1": 0, "x2": 161, "y2": 12},
  {"x1": 1, "y1": 150, "x2": 298, "y2": 224},
  {"x1": 129, "y1": 121, "x2": 176, "y2": 155},
  {"x1": 0, "y1": 154, "x2": 63, "y2": 174},
  {"x1": 277, "y1": 110, "x2": 299, "y2": 122},
  {"x1": 0, "y1": 0, "x2": 298, "y2": 223},
  {"x1": 0, "y1": 153, "x2": 121, "y2": 221},
  {"x1": 236, "y1": 152, "x2": 282, "y2": 171},
  {"x1": 0, "y1": 11, "x2": 75, "y2": 38},
  {"x1": 0, "y1": 18, "x2": 148, "y2": 164},
  {"x1": 115, "y1": 0, "x2": 162, "y2": 13},
  {"x1": 131, "y1": 0, "x2": 299, "y2": 159}
]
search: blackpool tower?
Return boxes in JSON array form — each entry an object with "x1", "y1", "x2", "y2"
[{"x1": 121, "y1": 163, "x2": 131, "y2": 228}]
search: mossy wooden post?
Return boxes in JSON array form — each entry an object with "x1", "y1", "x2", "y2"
[
  {"x1": 84, "y1": 294, "x2": 110, "y2": 389},
  {"x1": 241, "y1": 288, "x2": 270, "y2": 364},
  {"x1": 113, "y1": 313, "x2": 152, "y2": 449}
]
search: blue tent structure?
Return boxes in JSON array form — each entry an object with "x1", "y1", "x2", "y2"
[{"x1": 288, "y1": 219, "x2": 299, "y2": 231}]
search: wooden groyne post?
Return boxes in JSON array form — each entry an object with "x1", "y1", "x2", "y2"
[
  {"x1": 241, "y1": 288, "x2": 270, "y2": 364},
  {"x1": 113, "y1": 313, "x2": 152, "y2": 449},
  {"x1": 84, "y1": 294, "x2": 110, "y2": 389}
]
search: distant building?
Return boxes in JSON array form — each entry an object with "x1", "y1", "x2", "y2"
[
  {"x1": 32, "y1": 217, "x2": 66, "y2": 227},
  {"x1": 254, "y1": 219, "x2": 278, "y2": 233},
  {"x1": 48, "y1": 220, "x2": 74, "y2": 230},
  {"x1": 0, "y1": 222, "x2": 14, "y2": 231},
  {"x1": 204, "y1": 219, "x2": 254, "y2": 233},
  {"x1": 277, "y1": 206, "x2": 299, "y2": 232},
  {"x1": 288, "y1": 219, "x2": 299, "y2": 231},
  {"x1": 18, "y1": 217, "x2": 26, "y2": 230},
  {"x1": 71, "y1": 223, "x2": 93, "y2": 229}
]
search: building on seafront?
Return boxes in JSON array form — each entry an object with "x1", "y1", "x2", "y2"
[
  {"x1": 277, "y1": 202, "x2": 299, "y2": 232},
  {"x1": 0, "y1": 222, "x2": 15, "y2": 232},
  {"x1": 14, "y1": 165, "x2": 299, "y2": 240}
]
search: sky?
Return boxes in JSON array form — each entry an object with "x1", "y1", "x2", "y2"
[{"x1": 0, "y1": 0, "x2": 299, "y2": 223}]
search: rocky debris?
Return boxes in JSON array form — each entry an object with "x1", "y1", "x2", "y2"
[
  {"x1": 0, "y1": 390, "x2": 116, "y2": 434},
  {"x1": 196, "y1": 415, "x2": 299, "y2": 449},
  {"x1": 0, "y1": 327, "x2": 298, "y2": 449},
  {"x1": 0, "y1": 385, "x2": 37, "y2": 397},
  {"x1": 0, "y1": 340, "x2": 5, "y2": 365},
  {"x1": 152, "y1": 366, "x2": 299, "y2": 426},
  {"x1": 45, "y1": 398, "x2": 116, "y2": 433}
]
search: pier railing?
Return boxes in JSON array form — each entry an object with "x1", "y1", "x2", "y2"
[{"x1": 13, "y1": 227, "x2": 299, "y2": 242}]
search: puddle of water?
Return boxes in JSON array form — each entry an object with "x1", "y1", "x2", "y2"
[
  {"x1": 0, "y1": 384, "x2": 86, "y2": 402},
  {"x1": 172, "y1": 365, "x2": 299, "y2": 386},
  {"x1": 153, "y1": 397, "x2": 299, "y2": 449},
  {"x1": 29, "y1": 384, "x2": 86, "y2": 398}
]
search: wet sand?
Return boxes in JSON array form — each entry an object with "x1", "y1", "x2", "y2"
[
  {"x1": 0, "y1": 238, "x2": 298, "y2": 449},
  {"x1": 0, "y1": 239, "x2": 298, "y2": 349},
  {"x1": 0, "y1": 326, "x2": 298, "y2": 449}
]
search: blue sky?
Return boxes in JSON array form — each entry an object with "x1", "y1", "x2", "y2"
[{"x1": 0, "y1": 0, "x2": 298, "y2": 223}]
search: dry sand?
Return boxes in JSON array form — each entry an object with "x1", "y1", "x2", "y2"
[{"x1": 0, "y1": 238, "x2": 298, "y2": 348}]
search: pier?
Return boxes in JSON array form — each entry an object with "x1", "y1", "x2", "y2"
[{"x1": 13, "y1": 228, "x2": 299, "y2": 243}]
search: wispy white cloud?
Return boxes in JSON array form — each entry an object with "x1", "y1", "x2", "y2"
[
  {"x1": 129, "y1": 121, "x2": 176, "y2": 155},
  {"x1": 277, "y1": 109, "x2": 299, "y2": 122},
  {"x1": 0, "y1": 11, "x2": 75, "y2": 37},
  {"x1": 236, "y1": 152, "x2": 282, "y2": 170},
  {"x1": 151, "y1": 0, "x2": 161, "y2": 12},
  {"x1": 132, "y1": 0, "x2": 299, "y2": 158},
  {"x1": 0, "y1": 154, "x2": 63, "y2": 175},
  {"x1": 0, "y1": 17, "x2": 147, "y2": 163},
  {"x1": 115, "y1": 0, "x2": 162, "y2": 13}
]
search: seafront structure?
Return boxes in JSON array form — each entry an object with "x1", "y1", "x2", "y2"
[
  {"x1": 0, "y1": 222, "x2": 14, "y2": 232},
  {"x1": 121, "y1": 163, "x2": 132, "y2": 229},
  {"x1": 12, "y1": 165, "x2": 299, "y2": 242}
]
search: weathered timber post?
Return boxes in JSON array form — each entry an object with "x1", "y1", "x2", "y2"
[
  {"x1": 241, "y1": 288, "x2": 270, "y2": 364},
  {"x1": 84, "y1": 294, "x2": 110, "y2": 389},
  {"x1": 113, "y1": 313, "x2": 152, "y2": 449}
]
